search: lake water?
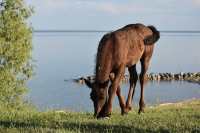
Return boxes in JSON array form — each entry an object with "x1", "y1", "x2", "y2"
[{"x1": 27, "y1": 31, "x2": 200, "y2": 111}]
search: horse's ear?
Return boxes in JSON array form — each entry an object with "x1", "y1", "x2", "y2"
[{"x1": 84, "y1": 78, "x2": 94, "y2": 89}]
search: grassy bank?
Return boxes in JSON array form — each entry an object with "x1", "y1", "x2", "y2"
[{"x1": 0, "y1": 100, "x2": 199, "y2": 133}]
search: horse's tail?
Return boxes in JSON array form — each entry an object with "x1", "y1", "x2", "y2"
[{"x1": 144, "y1": 25, "x2": 160, "y2": 45}]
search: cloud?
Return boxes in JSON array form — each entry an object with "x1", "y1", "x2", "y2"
[
  {"x1": 193, "y1": 0, "x2": 200, "y2": 6},
  {"x1": 25, "y1": 0, "x2": 200, "y2": 17},
  {"x1": 95, "y1": 2, "x2": 147, "y2": 15},
  {"x1": 74, "y1": 1, "x2": 155, "y2": 15},
  {"x1": 26, "y1": 0, "x2": 72, "y2": 13},
  {"x1": 42, "y1": 0, "x2": 67, "y2": 9},
  {"x1": 25, "y1": 0, "x2": 200, "y2": 30},
  {"x1": 25, "y1": 0, "x2": 151, "y2": 15}
]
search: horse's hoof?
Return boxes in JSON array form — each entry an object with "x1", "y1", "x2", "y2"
[
  {"x1": 97, "y1": 112, "x2": 111, "y2": 119},
  {"x1": 121, "y1": 108, "x2": 129, "y2": 115},
  {"x1": 127, "y1": 106, "x2": 132, "y2": 111},
  {"x1": 121, "y1": 111, "x2": 128, "y2": 115},
  {"x1": 138, "y1": 108, "x2": 145, "y2": 114},
  {"x1": 98, "y1": 116, "x2": 110, "y2": 120}
]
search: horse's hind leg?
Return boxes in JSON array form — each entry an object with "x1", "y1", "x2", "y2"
[
  {"x1": 126, "y1": 65, "x2": 138, "y2": 111},
  {"x1": 139, "y1": 58, "x2": 150, "y2": 114}
]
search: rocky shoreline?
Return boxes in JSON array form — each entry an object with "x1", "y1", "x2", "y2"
[{"x1": 73, "y1": 72, "x2": 200, "y2": 85}]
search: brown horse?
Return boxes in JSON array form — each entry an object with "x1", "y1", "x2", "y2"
[{"x1": 84, "y1": 23, "x2": 160, "y2": 118}]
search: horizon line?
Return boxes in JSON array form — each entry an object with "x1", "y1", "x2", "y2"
[{"x1": 34, "y1": 30, "x2": 200, "y2": 33}]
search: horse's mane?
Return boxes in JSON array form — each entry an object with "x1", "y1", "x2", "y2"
[
  {"x1": 95, "y1": 32, "x2": 112, "y2": 78},
  {"x1": 144, "y1": 25, "x2": 160, "y2": 45}
]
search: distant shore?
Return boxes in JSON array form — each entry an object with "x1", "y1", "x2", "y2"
[{"x1": 73, "y1": 72, "x2": 200, "y2": 85}]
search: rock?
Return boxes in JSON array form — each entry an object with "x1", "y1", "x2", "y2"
[
  {"x1": 180, "y1": 72, "x2": 184, "y2": 76},
  {"x1": 157, "y1": 74, "x2": 161, "y2": 81},
  {"x1": 75, "y1": 77, "x2": 85, "y2": 84},
  {"x1": 148, "y1": 74, "x2": 153, "y2": 80},
  {"x1": 170, "y1": 73, "x2": 175, "y2": 79},
  {"x1": 73, "y1": 72, "x2": 200, "y2": 85}
]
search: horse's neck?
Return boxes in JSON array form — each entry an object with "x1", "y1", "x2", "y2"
[
  {"x1": 95, "y1": 44, "x2": 113, "y2": 84},
  {"x1": 95, "y1": 67, "x2": 110, "y2": 84}
]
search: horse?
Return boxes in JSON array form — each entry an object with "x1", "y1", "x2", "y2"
[{"x1": 84, "y1": 23, "x2": 160, "y2": 118}]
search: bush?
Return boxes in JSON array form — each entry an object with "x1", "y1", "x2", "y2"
[{"x1": 0, "y1": 0, "x2": 33, "y2": 108}]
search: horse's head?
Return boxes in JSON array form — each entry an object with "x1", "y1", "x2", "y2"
[{"x1": 84, "y1": 78, "x2": 109, "y2": 118}]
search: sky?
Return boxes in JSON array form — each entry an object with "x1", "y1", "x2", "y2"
[{"x1": 25, "y1": 0, "x2": 200, "y2": 31}]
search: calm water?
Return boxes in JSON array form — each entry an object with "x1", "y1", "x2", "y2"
[{"x1": 27, "y1": 31, "x2": 200, "y2": 111}]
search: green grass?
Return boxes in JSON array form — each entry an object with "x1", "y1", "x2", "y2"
[{"x1": 0, "y1": 100, "x2": 200, "y2": 133}]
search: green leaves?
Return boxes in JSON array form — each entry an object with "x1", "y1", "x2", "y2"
[{"x1": 0, "y1": 0, "x2": 33, "y2": 107}]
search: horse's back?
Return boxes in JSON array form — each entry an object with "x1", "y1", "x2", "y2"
[
  {"x1": 96, "y1": 23, "x2": 156, "y2": 70},
  {"x1": 111, "y1": 24, "x2": 152, "y2": 67}
]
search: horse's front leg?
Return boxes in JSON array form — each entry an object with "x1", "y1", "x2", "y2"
[
  {"x1": 109, "y1": 73, "x2": 127, "y2": 115},
  {"x1": 98, "y1": 85, "x2": 127, "y2": 118},
  {"x1": 104, "y1": 65, "x2": 125, "y2": 117},
  {"x1": 116, "y1": 86, "x2": 129, "y2": 115}
]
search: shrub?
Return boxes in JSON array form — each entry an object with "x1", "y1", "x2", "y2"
[{"x1": 0, "y1": 0, "x2": 33, "y2": 108}]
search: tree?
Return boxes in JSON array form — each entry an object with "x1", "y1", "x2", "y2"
[{"x1": 0, "y1": 0, "x2": 33, "y2": 108}]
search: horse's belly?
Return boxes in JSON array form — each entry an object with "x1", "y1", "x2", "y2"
[
  {"x1": 126, "y1": 56, "x2": 141, "y2": 67},
  {"x1": 126, "y1": 43, "x2": 145, "y2": 67},
  {"x1": 126, "y1": 49, "x2": 144, "y2": 67}
]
